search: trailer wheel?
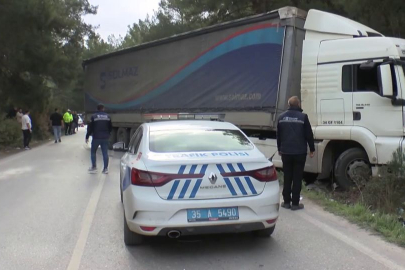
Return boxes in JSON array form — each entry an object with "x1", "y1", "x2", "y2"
[
  {"x1": 108, "y1": 128, "x2": 117, "y2": 150},
  {"x1": 334, "y1": 148, "x2": 371, "y2": 190},
  {"x1": 117, "y1": 127, "x2": 130, "y2": 147}
]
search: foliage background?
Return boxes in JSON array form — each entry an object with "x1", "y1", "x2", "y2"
[{"x1": 1, "y1": 0, "x2": 405, "y2": 140}]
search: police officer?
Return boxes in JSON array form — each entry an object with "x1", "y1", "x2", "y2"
[
  {"x1": 85, "y1": 103, "x2": 112, "y2": 174},
  {"x1": 63, "y1": 109, "x2": 73, "y2": 135},
  {"x1": 277, "y1": 96, "x2": 315, "y2": 210}
]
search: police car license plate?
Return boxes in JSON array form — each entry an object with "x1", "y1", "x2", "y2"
[{"x1": 187, "y1": 207, "x2": 239, "y2": 222}]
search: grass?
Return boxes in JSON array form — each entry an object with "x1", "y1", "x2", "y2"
[
  {"x1": 277, "y1": 171, "x2": 405, "y2": 247},
  {"x1": 302, "y1": 188, "x2": 405, "y2": 247}
]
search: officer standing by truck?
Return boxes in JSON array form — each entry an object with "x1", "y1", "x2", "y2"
[
  {"x1": 85, "y1": 103, "x2": 112, "y2": 174},
  {"x1": 277, "y1": 96, "x2": 315, "y2": 211}
]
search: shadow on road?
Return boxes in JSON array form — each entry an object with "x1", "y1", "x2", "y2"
[{"x1": 125, "y1": 232, "x2": 281, "y2": 265}]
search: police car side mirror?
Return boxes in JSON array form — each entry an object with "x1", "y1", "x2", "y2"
[{"x1": 113, "y1": 142, "x2": 127, "y2": 152}]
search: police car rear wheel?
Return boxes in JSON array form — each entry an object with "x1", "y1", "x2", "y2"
[
  {"x1": 124, "y1": 215, "x2": 144, "y2": 246},
  {"x1": 253, "y1": 225, "x2": 275, "y2": 237}
]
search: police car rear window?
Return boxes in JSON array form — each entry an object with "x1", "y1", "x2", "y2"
[{"x1": 149, "y1": 129, "x2": 253, "y2": 153}]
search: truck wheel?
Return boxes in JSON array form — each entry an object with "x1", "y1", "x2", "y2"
[
  {"x1": 117, "y1": 127, "x2": 129, "y2": 147},
  {"x1": 253, "y1": 225, "x2": 275, "y2": 237},
  {"x1": 108, "y1": 128, "x2": 117, "y2": 150},
  {"x1": 124, "y1": 214, "x2": 144, "y2": 246},
  {"x1": 334, "y1": 148, "x2": 371, "y2": 190},
  {"x1": 303, "y1": 172, "x2": 318, "y2": 185}
]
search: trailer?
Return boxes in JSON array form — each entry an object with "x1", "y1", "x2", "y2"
[{"x1": 84, "y1": 7, "x2": 405, "y2": 189}]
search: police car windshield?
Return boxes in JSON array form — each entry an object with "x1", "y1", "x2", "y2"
[{"x1": 149, "y1": 129, "x2": 253, "y2": 153}]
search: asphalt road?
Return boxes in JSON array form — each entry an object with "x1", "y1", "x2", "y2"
[{"x1": 1, "y1": 128, "x2": 405, "y2": 270}]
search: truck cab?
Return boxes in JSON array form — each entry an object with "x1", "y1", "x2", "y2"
[{"x1": 266, "y1": 9, "x2": 405, "y2": 188}]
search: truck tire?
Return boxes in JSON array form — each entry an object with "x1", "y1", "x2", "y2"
[
  {"x1": 303, "y1": 172, "x2": 318, "y2": 185},
  {"x1": 124, "y1": 215, "x2": 144, "y2": 246},
  {"x1": 108, "y1": 128, "x2": 117, "y2": 150},
  {"x1": 117, "y1": 127, "x2": 129, "y2": 147},
  {"x1": 334, "y1": 148, "x2": 371, "y2": 190}
]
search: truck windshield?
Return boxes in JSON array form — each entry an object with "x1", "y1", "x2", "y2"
[{"x1": 149, "y1": 129, "x2": 254, "y2": 153}]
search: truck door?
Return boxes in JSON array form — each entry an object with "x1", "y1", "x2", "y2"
[
  {"x1": 316, "y1": 62, "x2": 353, "y2": 128},
  {"x1": 345, "y1": 63, "x2": 403, "y2": 137}
]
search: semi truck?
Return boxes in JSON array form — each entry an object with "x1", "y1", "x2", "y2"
[{"x1": 83, "y1": 7, "x2": 405, "y2": 189}]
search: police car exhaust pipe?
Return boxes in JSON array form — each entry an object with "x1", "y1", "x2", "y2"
[{"x1": 167, "y1": 230, "x2": 181, "y2": 239}]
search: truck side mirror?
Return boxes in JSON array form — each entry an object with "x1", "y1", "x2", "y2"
[{"x1": 378, "y1": 65, "x2": 394, "y2": 98}]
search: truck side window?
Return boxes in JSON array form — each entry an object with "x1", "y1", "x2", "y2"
[
  {"x1": 342, "y1": 64, "x2": 380, "y2": 94},
  {"x1": 342, "y1": 65, "x2": 353, "y2": 92},
  {"x1": 356, "y1": 65, "x2": 379, "y2": 93}
]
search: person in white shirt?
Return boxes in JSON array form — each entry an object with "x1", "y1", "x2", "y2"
[{"x1": 21, "y1": 110, "x2": 32, "y2": 150}]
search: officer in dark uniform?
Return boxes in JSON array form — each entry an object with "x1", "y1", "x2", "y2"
[
  {"x1": 277, "y1": 96, "x2": 315, "y2": 210},
  {"x1": 85, "y1": 103, "x2": 113, "y2": 174}
]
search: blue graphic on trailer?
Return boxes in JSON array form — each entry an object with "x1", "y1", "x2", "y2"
[{"x1": 86, "y1": 25, "x2": 285, "y2": 111}]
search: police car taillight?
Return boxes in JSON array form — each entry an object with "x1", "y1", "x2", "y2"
[
  {"x1": 131, "y1": 168, "x2": 154, "y2": 186},
  {"x1": 221, "y1": 166, "x2": 277, "y2": 182},
  {"x1": 131, "y1": 168, "x2": 204, "y2": 187},
  {"x1": 253, "y1": 166, "x2": 278, "y2": 182}
]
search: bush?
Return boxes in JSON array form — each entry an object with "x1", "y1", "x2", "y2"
[
  {"x1": 363, "y1": 149, "x2": 405, "y2": 214},
  {"x1": 0, "y1": 115, "x2": 22, "y2": 148},
  {"x1": 31, "y1": 112, "x2": 52, "y2": 140}
]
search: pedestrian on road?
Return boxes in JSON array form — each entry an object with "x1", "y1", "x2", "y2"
[
  {"x1": 16, "y1": 108, "x2": 23, "y2": 123},
  {"x1": 21, "y1": 109, "x2": 32, "y2": 150},
  {"x1": 72, "y1": 111, "x2": 79, "y2": 134},
  {"x1": 50, "y1": 108, "x2": 63, "y2": 143},
  {"x1": 277, "y1": 96, "x2": 315, "y2": 211},
  {"x1": 63, "y1": 109, "x2": 73, "y2": 135},
  {"x1": 85, "y1": 104, "x2": 112, "y2": 174}
]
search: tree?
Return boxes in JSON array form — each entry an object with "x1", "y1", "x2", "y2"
[
  {"x1": 120, "y1": 0, "x2": 405, "y2": 48},
  {"x1": 0, "y1": 0, "x2": 96, "y2": 137}
]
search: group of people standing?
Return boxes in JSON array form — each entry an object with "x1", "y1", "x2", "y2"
[
  {"x1": 50, "y1": 109, "x2": 81, "y2": 143},
  {"x1": 62, "y1": 109, "x2": 80, "y2": 136}
]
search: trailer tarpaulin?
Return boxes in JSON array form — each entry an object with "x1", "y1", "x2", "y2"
[{"x1": 85, "y1": 23, "x2": 285, "y2": 112}]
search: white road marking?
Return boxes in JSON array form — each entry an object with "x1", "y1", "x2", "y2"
[
  {"x1": 66, "y1": 172, "x2": 106, "y2": 270},
  {"x1": 297, "y1": 211, "x2": 405, "y2": 270}
]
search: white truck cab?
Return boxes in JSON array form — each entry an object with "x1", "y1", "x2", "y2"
[{"x1": 257, "y1": 9, "x2": 405, "y2": 188}]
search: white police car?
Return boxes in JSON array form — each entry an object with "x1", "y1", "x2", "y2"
[{"x1": 117, "y1": 120, "x2": 280, "y2": 245}]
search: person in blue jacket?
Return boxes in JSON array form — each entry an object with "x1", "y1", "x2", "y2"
[
  {"x1": 85, "y1": 104, "x2": 112, "y2": 174},
  {"x1": 277, "y1": 96, "x2": 315, "y2": 211}
]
